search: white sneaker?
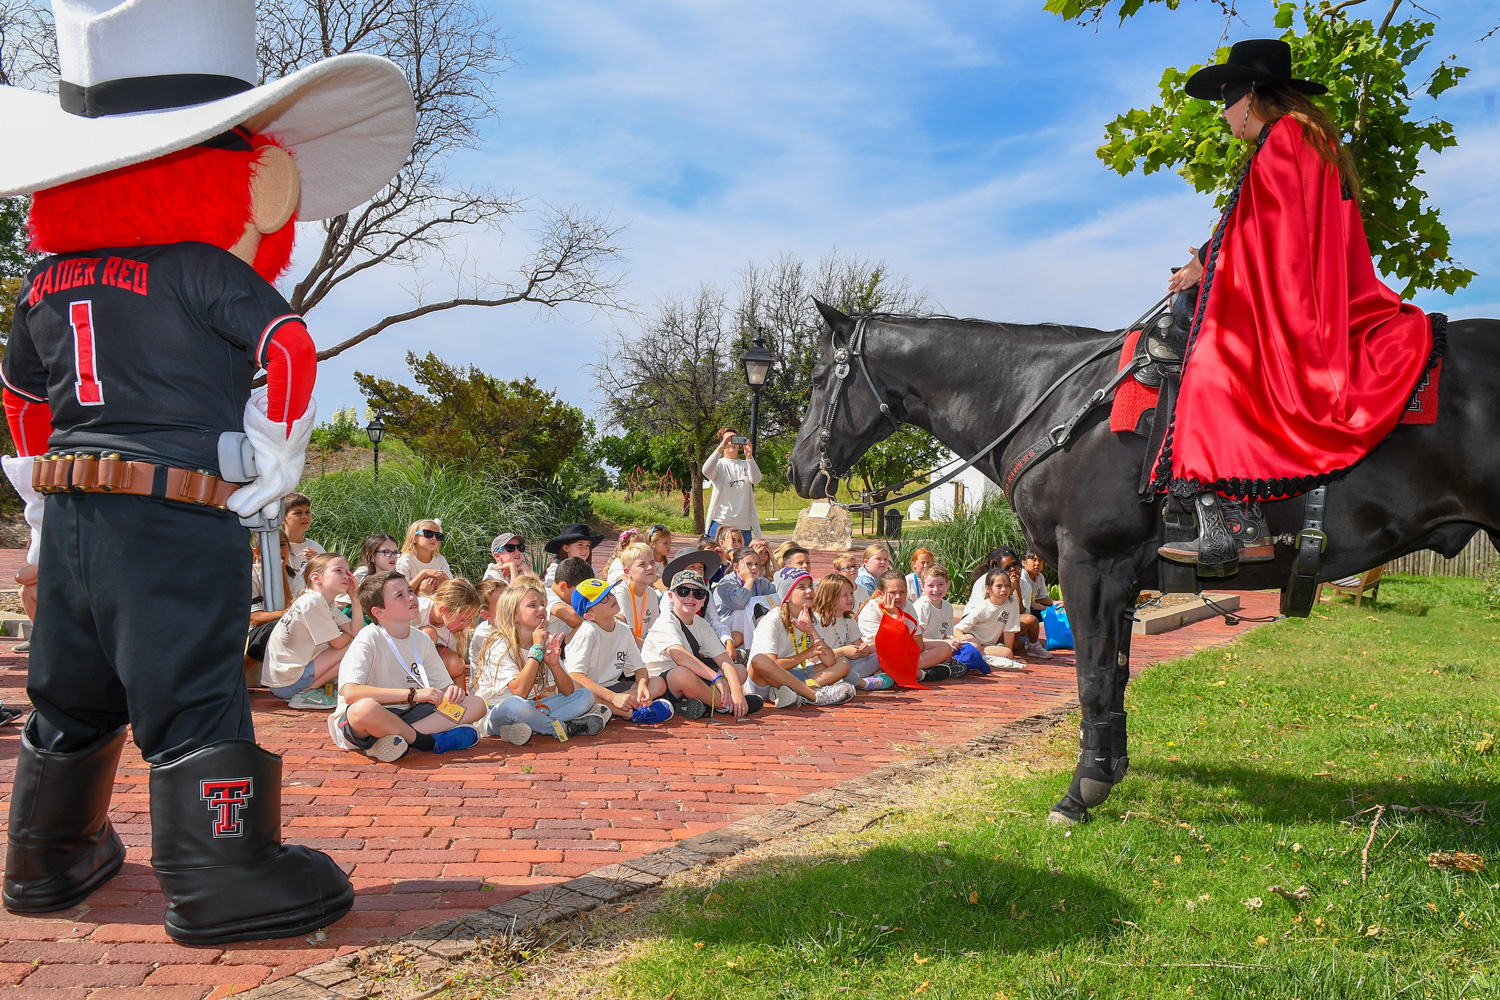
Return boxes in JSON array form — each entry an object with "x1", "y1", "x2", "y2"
[
  {"x1": 810, "y1": 681, "x2": 856, "y2": 707},
  {"x1": 772, "y1": 685, "x2": 800, "y2": 709},
  {"x1": 495, "y1": 723, "x2": 532, "y2": 746},
  {"x1": 586, "y1": 702, "x2": 613, "y2": 726},
  {"x1": 287, "y1": 687, "x2": 337, "y2": 711},
  {"x1": 364, "y1": 734, "x2": 409, "y2": 762},
  {"x1": 1025, "y1": 640, "x2": 1053, "y2": 659},
  {"x1": 984, "y1": 654, "x2": 1023, "y2": 671}
]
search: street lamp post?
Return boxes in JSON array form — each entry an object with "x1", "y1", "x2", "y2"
[
  {"x1": 740, "y1": 333, "x2": 773, "y2": 453},
  {"x1": 365, "y1": 417, "x2": 385, "y2": 481}
]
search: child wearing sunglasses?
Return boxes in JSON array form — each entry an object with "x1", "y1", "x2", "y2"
[
  {"x1": 483, "y1": 532, "x2": 529, "y2": 584},
  {"x1": 643, "y1": 570, "x2": 762, "y2": 719},
  {"x1": 396, "y1": 519, "x2": 452, "y2": 594}
]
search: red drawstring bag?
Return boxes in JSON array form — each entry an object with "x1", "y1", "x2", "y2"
[{"x1": 875, "y1": 607, "x2": 927, "y2": 690}]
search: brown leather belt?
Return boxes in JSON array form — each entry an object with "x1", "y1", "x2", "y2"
[{"x1": 30, "y1": 454, "x2": 238, "y2": 510}]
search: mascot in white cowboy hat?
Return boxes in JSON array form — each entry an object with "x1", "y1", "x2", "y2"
[{"x1": 0, "y1": 0, "x2": 414, "y2": 943}]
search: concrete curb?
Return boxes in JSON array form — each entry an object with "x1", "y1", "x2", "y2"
[{"x1": 233, "y1": 699, "x2": 1081, "y2": 999}]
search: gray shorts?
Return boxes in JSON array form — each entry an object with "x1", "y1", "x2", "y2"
[
  {"x1": 336, "y1": 701, "x2": 439, "y2": 749},
  {"x1": 270, "y1": 661, "x2": 317, "y2": 700}
]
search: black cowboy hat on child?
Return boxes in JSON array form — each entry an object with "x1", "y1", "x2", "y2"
[
  {"x1": 662, "y1": 548, "x2": 723, "y2": 583},
  {"x1": 1184, "y1": 39, "x2": 1327, "y2": 101},
  {"x1": 544, "y1": 523, "x2": 606, "y2": 554}
]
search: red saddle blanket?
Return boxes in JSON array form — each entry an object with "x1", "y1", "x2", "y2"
[{"x1": 1109, "y1": 329, "x2": 1441, "y2": 437}]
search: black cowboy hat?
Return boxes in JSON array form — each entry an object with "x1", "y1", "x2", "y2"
[
  {"x1": 1184, "y1": 39, "x2": 1327, "y2": 101},
  {"x1": 544, "y1": 522, "x2": 606, "y2": 554},
  {"x1": 662, "y1": 548, "x2": 723, "y2": 583}
]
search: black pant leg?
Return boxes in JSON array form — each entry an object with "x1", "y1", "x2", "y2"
[
  {"x1": 27, "y1": 494, "x2": 131, "y2": 754},
  {"x1": 34, "y1": 494, "x2": 255, "y2": 764}
]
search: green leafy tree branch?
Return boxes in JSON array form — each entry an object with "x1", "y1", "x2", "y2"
[{"x1": 1049, "y1": 0, "x2": 1473, "y2": 296}]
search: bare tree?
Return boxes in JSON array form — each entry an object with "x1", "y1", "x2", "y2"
[
  {"x1": 255, "y1": 0, "x2": 628, "y2": 361},
  {"x1": 736, "y1": 250, "x2": 928, "y2": 439},
  {"x1": 0, "y1": 0, "x2": 628, "y2": 363},
  {"x1": 0, "y1": 0, "x2": 55, "y2": 90},
  {"x1": 590, "y1": 285, "x2": 744, "y2": 531}
]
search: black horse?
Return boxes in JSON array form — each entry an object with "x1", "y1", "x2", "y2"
[{"x1": 788, "y1": 301, "x2": 1500, "y2": 824}]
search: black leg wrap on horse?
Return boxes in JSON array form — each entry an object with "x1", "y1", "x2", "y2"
[
  {"x1": 1110, "y1": 710, "x2": 1129, "y2": 784},
  {"x1": 150, "y1": 740, "x2": 354, "y2": 944},
  {"x1": 1073, "y1": 721, "x2": 1115, "y2": 809},
  {"x1": 3, "y1": 717, "x2": 126, "y2": 913}
]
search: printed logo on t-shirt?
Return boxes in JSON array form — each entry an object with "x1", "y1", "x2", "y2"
[{"x1": 616, "y1": 651, "x2": 628, "y2": 665}]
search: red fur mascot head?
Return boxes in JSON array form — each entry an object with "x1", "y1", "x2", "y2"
[{"x1": 28, "y1": 134, "x2": 296, "y2": 285}]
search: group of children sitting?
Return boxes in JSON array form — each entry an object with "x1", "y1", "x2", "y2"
[{"x1": 244, "y1": 497, "x2": 1060, "y2": 764}]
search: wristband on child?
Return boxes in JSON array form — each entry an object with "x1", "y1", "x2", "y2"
[{"x1": 528, "y1": 644, "x2": 546, "y2": 662}]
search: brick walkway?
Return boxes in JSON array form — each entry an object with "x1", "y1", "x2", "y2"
[{"x1": 0, "y1": 543, "x2": 1279, "y2": 998}]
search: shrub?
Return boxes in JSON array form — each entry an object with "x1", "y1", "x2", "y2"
[
  {"x1": 895, "y1": 492, "x2": 1028, "y2": 588},
  {"x1": 309, "y1": 405, "x2": 363, "y2": 451},
  {"x1": 301, "y1": 463, "x2": 587, "y2": 582}
]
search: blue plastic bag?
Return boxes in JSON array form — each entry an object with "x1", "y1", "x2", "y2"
[
  {"x1": 952, "y1": 642, "x2": 990, "y2": 675},
  {"x1": 1041, "y1": 604, "x2": 1074, "y2": 650}
]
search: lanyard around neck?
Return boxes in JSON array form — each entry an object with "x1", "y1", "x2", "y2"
[
  {"x1": 378, "y1": 627, "x2": 430, "y2": 688},
  {"x1": 627, "y1": 583, "x2": 649, "y2": 638}
]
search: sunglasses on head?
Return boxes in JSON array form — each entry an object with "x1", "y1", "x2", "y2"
[
  {"x1": 418, "y1": 529, "x2": 445, "y2": 541},
  {"x1": 497, "y1": 541, "x2": 526, "y2": 553},
  {"x1": 673, "y1": 586, "x2": 709, "y2": 600}
]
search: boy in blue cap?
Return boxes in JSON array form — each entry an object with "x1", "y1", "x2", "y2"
[{"x1": 563, "y1": 578, "x2": 675, "y2": 724}]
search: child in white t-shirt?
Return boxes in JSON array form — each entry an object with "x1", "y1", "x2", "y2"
[
  {"x1": 261, "y1": 553, "x2": 361, "y2": 710},
  {"x1": 1000, "y1": 549, "x2": 1053, "y2": 659},
  {"x1": 643, "y1": 568, "x2": 761, "y2": 720},
  {"x1": 395, "y1": 518, "x2": 453, "y2": 595},
  {"x1": 812, "y1": 572, "x2": 888, "y2": 691},
  {"x1": 328, "y1": 571, "x2": 486, "y2": 762},
  {"x1": 472, "y1": 578, "x2": 604, "y2": 744},
  {"x1": 281, "y1": 492, "x2": 325, "y2": 596},
  {"x1": 913, "y1": 565, "x2": 957, "y2": 641},
  {"x1": 545, "y1": 557, "x2": 592, "y2": 640},
  {"x1": 483, "y1": 532, "x2": 530, "y2": 585},
  {"x1": 745, "y1": 568, "x2": 855, "y2": 708},
  {"x1": 564, "y1": 579, "x2": 674, "y2": 724},
  {"x1": 611, "y1": 542, "x2": 660, "y2": 649},
  {"x1": 955, "y1": 569, "x2": 1024, "y2": 670},
  {"x1": 417, "y1": 577, "x2": 482, "y2": 692},
  {"x1": 861, "y1": 570, "x2": 967, "y2": 681}
]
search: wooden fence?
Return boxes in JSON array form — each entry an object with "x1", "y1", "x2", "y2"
[{"x1": 1386, "y1": 533, "x2": 1497, "y2": 577}]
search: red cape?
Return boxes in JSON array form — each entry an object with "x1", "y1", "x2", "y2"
[{"x1": 1154, "y1": 117, "x2": 1434, "y2": 500}]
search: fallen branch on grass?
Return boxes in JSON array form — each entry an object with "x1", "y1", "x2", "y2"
[
  {"x1": 1351, "y1": 801, "x2": 1486, "y2": 826},
  {"x1": 1269, "y1": 884, "x2": 1312, "y2": 903},
  {"x1": 1361, "y1": 805, "x2": 1386, "y2": 884}
]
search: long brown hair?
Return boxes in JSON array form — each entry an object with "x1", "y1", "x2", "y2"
[
  {"x1": 812, "y1": 573, "x2": 854, "y2": 628},
  {"x1": 1247, "y1": 83, "x2": 1359, "y2": 203},
  {"x1": 479, "y1": 580, "x2": 550, "y2": 700}
]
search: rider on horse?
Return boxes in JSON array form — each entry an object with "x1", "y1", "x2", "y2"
[{"x1": 1151, "y1": 39, "x2": 1437, "y2": 577}]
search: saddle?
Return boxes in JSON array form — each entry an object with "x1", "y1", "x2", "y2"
[{"x1": 1130, "y1": 290, "x2": 1191, "y2": 389}]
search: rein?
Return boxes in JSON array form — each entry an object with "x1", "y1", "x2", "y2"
[{"x1": 821, "y1": 299, "x2": 1166, "y2": 514}]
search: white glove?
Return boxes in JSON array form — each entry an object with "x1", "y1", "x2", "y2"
[
  {"x1": 2, "y1": 455, "x2": 44, "y2": 566},
  {"x1": 227, "y1": 390, "x2": 317, "y2": 518}
]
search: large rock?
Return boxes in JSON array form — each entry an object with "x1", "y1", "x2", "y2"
[{"x1": 793, "y1": 502, "x2": 853, "y2": 551}]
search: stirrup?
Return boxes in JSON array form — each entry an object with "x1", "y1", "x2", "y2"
[
  {"x1": 1223, "y1": 498, "x2": 1274, "y2": 562},
  {"x1": 1157, "y1": 492, "x2": 1238, "y2": 577}
]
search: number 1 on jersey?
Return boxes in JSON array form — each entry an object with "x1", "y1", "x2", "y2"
[{"x1": 69, "y1": 300, "x2": 104, "y2": 406}]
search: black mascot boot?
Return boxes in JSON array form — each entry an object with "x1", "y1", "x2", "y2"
[
  {"x1": 1048, "y1": 720, "x2": 1114, "y2": 825},
  {"x1": 3, "y1": 718, "x2": 127, "y2": 913},
  {"x1": 1157, "y1": 491, "x2": 1240, "y2": 577},
  {"x1": 150, "y1": 740, "x2": 353, "y2": 944}
]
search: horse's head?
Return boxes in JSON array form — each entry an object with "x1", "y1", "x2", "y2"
[{"x1": 788, "y1": 299, "x2": 903, "y2": 500}]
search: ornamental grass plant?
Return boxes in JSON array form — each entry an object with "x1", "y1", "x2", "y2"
[{"x1": 897, "y1": 492, "x2": 1030, "y2": 582}]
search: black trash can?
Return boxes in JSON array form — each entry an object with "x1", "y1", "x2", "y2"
[{"x1": 884, "y1": 508, "x2": 904, "y2": 540}]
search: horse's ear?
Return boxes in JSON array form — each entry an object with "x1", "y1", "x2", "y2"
[{"x1": 814, "y1": 298, "x2": 851, "y2": 333}]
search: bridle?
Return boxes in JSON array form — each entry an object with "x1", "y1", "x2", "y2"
[
  {"x1": 815, "y1": 316, "x2": 901, "y2": 495},
  {"x1": 812, "y1": 300, "x2": 1168, "y2": 512}
]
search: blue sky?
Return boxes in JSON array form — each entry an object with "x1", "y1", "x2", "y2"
[{"x1": 303, "y1": 0, "x2": 1500, "y2": 422}]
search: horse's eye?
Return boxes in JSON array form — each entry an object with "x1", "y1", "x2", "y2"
[{"x1": 813, "y1": 373, "x2": 826, "y2": 389}]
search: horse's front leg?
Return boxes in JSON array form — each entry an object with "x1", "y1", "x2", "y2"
[{"x1": 1048, "y1": 535, "x2": 1141, "y2": 825}]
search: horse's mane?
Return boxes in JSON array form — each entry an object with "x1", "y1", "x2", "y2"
[{"x1": 849, "y1": 311, "x2": 1114, "y2": 341}]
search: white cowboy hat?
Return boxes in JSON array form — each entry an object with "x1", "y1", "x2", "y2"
[{"x1": 0, "y1": 0, "x2": 416, "y2": 221}]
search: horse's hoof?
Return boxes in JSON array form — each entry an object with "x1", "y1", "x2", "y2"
[
  {"x1": 1049, "y1": 793, "x2": 1090, "y2": 825},
  {"x1": 1047, "y1": 809, "x2": 1081, "y2": 826}
]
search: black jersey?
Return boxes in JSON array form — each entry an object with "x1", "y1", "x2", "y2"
[{"x1": 2, "y1": 242, "x2": 301, "y2": 474}]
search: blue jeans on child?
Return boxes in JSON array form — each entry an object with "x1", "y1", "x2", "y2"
[
  {"x1": 486, "y1": 688, "x2": 594, "y2": 738},
  {"x1": 270, "y1": 662, "x2": 317, "y2": 700}
]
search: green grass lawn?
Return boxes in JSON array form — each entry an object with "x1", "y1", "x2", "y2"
[
  {"x1": 590, "y1": 485, "x2": 878, "y2": 538},
  {"x1": 589, "y1": 576, "x2": 1500, "y2": 999}
]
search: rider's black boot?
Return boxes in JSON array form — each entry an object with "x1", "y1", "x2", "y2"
[
  {"x1": 1157, "y1": 491, "x2": 1240, "y2": 577},
  {"x1": 3, "y1": 718, "x2": 127, "y2": 913},
  {"x1": 1224, "y1": 499, "x2": 1275, "y2": 562},
  {"x1": 150, "y1": 739, "x2": 354, "y2": 944}
]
